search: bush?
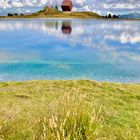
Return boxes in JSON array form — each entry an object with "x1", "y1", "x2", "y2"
[
  {"x1": 113, "y1": 15, "x2": 119, "y2": 18},
  {"x1": 14, "y1": 13, "x2": 18, "y2": 16},
  {"x1": 7, "y1": 13, "x2": 14, "y2": 16}
]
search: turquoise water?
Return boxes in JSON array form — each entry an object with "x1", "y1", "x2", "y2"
[{"x1": 0, "y1": 19, "x2": 140, "y2": 82}]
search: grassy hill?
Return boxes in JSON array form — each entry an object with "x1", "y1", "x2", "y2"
[{"x1": 0, "y1": 7, "x2": 101, "y2": 18}]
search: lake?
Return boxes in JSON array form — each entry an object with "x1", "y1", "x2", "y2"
[{"x1": 0, "y1": 19, "x2": 140, "y2": 82}]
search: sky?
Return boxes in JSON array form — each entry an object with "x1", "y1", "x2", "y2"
[{"x1": 0, "y1": 0, "x2": 140, "y2": 15}]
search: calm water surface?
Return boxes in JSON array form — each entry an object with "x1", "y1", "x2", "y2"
[{"x1": 0, "y1": 19, "x2": 140, "y2": 82}]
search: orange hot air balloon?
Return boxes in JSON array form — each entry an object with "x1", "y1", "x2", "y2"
[{"x1": 61, "y1": 0, "x2": 73, "y2": 12}]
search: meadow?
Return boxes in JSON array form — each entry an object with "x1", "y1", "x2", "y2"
[{"x1": 0, "y1": 80, "x2": 140, "y2": 140}]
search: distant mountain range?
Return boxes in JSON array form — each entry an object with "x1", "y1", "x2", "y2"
[{"x1": 118, "y1": 12, "x2": 140, "y2": 19}]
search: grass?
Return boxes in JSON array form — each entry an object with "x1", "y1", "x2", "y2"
[
  {"x1": 0, "y1": 7, "x2": 101, "y2": 19},
  {"x1": 0, "y1": 80, "x2": 140, "y2": 140}
]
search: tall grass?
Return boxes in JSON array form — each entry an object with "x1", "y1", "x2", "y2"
[
  {"x1": 0, "y1": 87, "x2": 103, "y2": 140},
  {"x1": 34, "y1": 89, "x2": 103, "y2": 140}
]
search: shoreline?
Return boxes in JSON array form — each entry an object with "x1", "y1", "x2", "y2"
[
  {"x1": 0, "y1": 79, "x2": 140, "y2": 85},
  {"x1": 0, "y1": 16, "x2": 140, "y2": 21}
]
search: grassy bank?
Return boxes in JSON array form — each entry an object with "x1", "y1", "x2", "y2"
[{"x1": 0, "y1": 80, "x2": 140, "y2": 140}]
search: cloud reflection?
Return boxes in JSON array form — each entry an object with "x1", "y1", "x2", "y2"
[
  {"x1": 0, "y1": 19, "x2": 140, "y2": 63},
  {"x1": 0, "y1": 19, "x2": 139, "y2": 43},
  {"x1": 0, "y1": 19, "x2": 140, "y2": 82}
]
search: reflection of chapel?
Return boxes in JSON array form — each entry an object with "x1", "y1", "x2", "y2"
[
  {"x1": 61, "y1": 0, "x2": 73, "y2": 11},
  {"x1": 61, "y1": 21, "x2": 72, "y2": 34}
]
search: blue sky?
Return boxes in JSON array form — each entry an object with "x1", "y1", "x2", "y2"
[{"x1": 0, "y1": 0, "x2": 140, "y2": 15}]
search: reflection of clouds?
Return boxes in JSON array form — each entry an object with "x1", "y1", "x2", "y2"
[
  {"x1": 100, "y1": 22, "x2": 139, "y2": 31},
  {"x1": 1, "y1": 19, "x2": 139, "y2": 44},
  {"x1": 105, "y1": 32, "x2": 140, "y2": 44},
  {"x1": 0, "y1": 19, "x2": 140, "y2": 64},
  {"x1": 99, "y1": 45, "x2": 140, "y2": 64},
  {"x1": 72, "y1": 26, "x2": 84, "y2": 35},
  {"x1": 0, "y1": 20, "x2": 61, "y2": 34},
  {"x1": 0, "y1": 50, "x2": 40, "y2": 63}
]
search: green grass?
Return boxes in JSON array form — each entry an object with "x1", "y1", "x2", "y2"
[{"x1": 0, "y1": 80, "x2": 140, "y2": 140}]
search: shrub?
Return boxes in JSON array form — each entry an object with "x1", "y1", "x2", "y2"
[
  {"x1": 113, "y1": 15, "x2": 119, "y2": 18},
  {"x1": 7, "y1": 13, "x2": 13, "y2": 16},
  {"x1": 14, "y1": 13, "x2": 18, "y2": 16}
]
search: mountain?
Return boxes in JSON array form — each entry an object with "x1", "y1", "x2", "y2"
[{"x1": 118, "y1": 12, "x2": 140, "y2": 19}]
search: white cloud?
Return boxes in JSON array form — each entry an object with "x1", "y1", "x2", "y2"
[
  {"x1": 103, "y1": 3, "x2": 140, "y2": 9},
  {"x1": 0, "y1": 0, "x2": 140, "y2": 14}
]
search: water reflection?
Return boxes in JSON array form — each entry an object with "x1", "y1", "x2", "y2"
[
  {"x1": 0, "y1": 19, "x2": 140, "y2": 82},
  {"x1": 61, "y1": 21, "x2": 72, "y2": 35},
  {"x1": 44, "y1": 21, "x2": 59, "y2": 30}
]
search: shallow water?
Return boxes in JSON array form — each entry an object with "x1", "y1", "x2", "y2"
[{"x1": 0, "y1": 19, "x2": 140, "y2": 82}]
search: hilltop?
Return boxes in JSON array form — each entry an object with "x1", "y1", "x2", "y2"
[{"x1": 0, "y1": 7, "x2": 101, "y2": 19}]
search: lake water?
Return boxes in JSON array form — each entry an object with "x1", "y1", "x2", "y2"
[{"x1": 0, "y1": 19, "x2": 140, "y2": 82}]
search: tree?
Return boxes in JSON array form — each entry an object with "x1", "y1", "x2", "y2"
[
  {"x1": 55, "y1": 5, "x2": 58, "y2": 11},
  {"x1": 108, "y1": 14, "x2": 112, "y2": 18},
  {"x1": 113, "y1": 15, "x2": 119, "y2": 18},
  {"x1": 14, "y1": 13, "x2": 18, "y2": 16},
  {"x1": 7, "y1": 13, "x2": 13, "y2": 16}
]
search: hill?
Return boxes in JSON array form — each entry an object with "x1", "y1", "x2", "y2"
[{"x1": 0, "y1": 7, "x2": 101, "y2": 18}]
